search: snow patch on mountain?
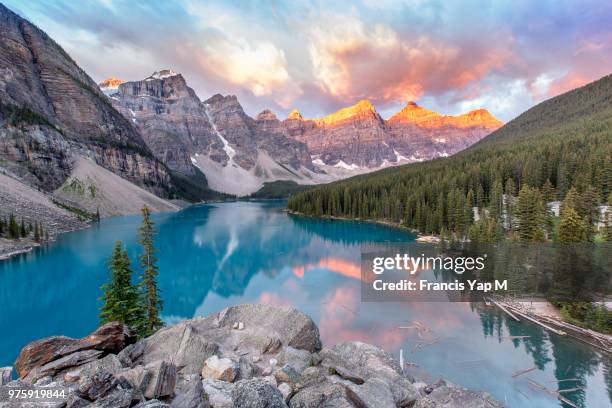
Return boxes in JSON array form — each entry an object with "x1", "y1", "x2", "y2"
[{"x1": 146, "y1": 69, "x2": 179, "y2": 80}]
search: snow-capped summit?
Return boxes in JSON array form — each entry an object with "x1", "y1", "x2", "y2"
[
  {"x1": 146, "y1": 69, "x2": 179, "y2": 81},
  {"x1": 98, "y1": 77, "x2": 123, "y2": 95}
]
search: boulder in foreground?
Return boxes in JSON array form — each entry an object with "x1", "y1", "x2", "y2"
[{"x1": 10, "y1": 304, "x2": 501, "y2": 407}]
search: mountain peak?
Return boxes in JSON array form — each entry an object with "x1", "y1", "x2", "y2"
[
  {"x1": 389, "y1": 101, "x2": 442, "y2": 124},
  {"x1": 98, "y1": 77, "x2": 123, "y2": 89},
  {"x1": 257, "y1": 109, "x2": 278, "y2": 121},
  {"x1": 455, "y1": 109, "x2": 503, "y2": 128},
  {"x1": 146, "y1": 69, "x2": 180, "y2": 81},
  {"x1": 388, "y1": 103, "x2": 502, "y2": 129},
  {"x1": 288, "y1": 109, "x2": 303, "y2": 120},
  {"x1": 98, "y1": 77, "x2": 124, "y2": 96},
  {"x1": 317, "y1": 99, "x2": 379, "y2": 125}
]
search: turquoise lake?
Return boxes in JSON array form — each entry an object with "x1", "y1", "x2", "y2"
[{"x1": 0, "y1": 201, "x2": 610, "y2": 407}]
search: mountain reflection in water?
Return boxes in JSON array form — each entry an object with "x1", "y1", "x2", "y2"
[{"x1": 0, "y1": 201, "x2": 610, "y2": 407}]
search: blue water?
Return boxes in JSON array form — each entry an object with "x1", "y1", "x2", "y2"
[{"x1": 0, "y1": 201, "x2": 610, "y2": 407}]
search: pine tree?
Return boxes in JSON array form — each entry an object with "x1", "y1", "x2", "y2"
[
  {"x1": 541, "y1": 179, "x2": 556, "y2": 202},
  {"x1": 558, "y1": 207, "x2": 587, "y2": 242},
  {"x1": 516, "y1": 185, "x2": 546, "y2": 242},
  {"x1": 561, "y1": 187, "x2": 581, "y2": 216},
  {"x1": 9, "y1": 214, "x2": 19, "y2": 239},
  {"x1": 20, "y1": 217, "x2": 26, "y2": 238},
  {"x1": 0, "y1": 217, "x2": 4, "y2": 235},
  {"x1": 100, "y1": 241, "x2": 143, "y2": 327},
  {"x1": 138, "y1": 206, "x2": 163, "y2": 336},
  {"x1": 33, "y1": 221, "x2": 40, "y2": 242}
]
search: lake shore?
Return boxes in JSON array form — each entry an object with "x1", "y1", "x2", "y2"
[
  {"x1": 285, "y1": 209, "x2": 435, "y2": 240},
  {"x1": 4, "y1": 304, "x2": 503, "y2": 408},
  {"x1": 0, "y1": 238, "x2": 38, "y2": 260}
]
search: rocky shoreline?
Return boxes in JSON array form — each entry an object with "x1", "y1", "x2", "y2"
[{"x1": 1, "y1": 304, "x2": 501, "y2": 407}]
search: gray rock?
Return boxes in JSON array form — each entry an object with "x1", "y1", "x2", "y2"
[
  {"x1": 238, "y1": 355, "x2": 257, "y2": 380},
  {"x1": 329, "y1": 365, "x2": 364, "y2": 385},
  {"x1": 277, "y1": 382, "x2": 293, "y2": 402},
  {"x1": 77, "y1": 354, "x2": 123, "y2": 378},
  {"x1": 88, "y1": 386, "x2": 133, "y2": 408},
  {"x1": 276, "y1": 347, "x2": 312, "y2": 374},
  {"x1": 1, "y1": 367, "x2": 13, "y2": 385},
  {"x1": 413, "y1": 379, "x2": 504, "y2": 408},
  {"x1": 274, "y1": 365, "x2": 300, "y2": 385},
  {"x1": 25, "y1": 349, "x2": 104, "y2": 382},
  {"x1": 231, "y1": 378, "x2": 288, "y2": 408},
  {"x1": 77, "y1": 365, "x2": 115, "y2": 400},
  {"x1": 320, "y1": 341, "x2": 418, "y2": 407},
  {"x1": 64, "y1": 394, "x2": 90, "y2": 408},
  {"x1": 116, "y1": 365, "x2": 151, "y2": 393},
  {"x1": 217, "y1": 304, "x2": 322, "y2": 353},
  {"x1": 201, "y1": 355, "x2": 238, "y2": 382},
  {"x1": 344, "y1": 378, "x2": 396, "y2": 408},
  {"x1": 117, "y1": 340, "x2": 146, "y2": 368},
  {"x1": 144, "y1": 360, "x2": 177, "y2": 399},
  {"x1": 202, "y1": 379, "x2": 234, "y2": 408},
  {"x1": 289, "y1": 379, "x2": 354, "y2": 408},
  {"x1": 134, "y1": 399, "x2": 171, "y2": 407},
  {"x1": 170, "y1": 374, "x2": 209, "y2": 408}
]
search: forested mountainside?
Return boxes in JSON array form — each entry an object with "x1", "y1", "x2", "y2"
[{"x1": 288, "y1": 74, "x2": 612, "y2": 242}]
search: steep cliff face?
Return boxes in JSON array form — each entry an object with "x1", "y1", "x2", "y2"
[
  {"x1": 108, "y1": 72, "x2": 316, "y2": 196},
  {"x1": 282, "y1": 100, "x2": 502, "y2": 167},
  {"x1": 0, "y1": 4, "x2": 171, "y2": 197},
  {"x1": 387, "y1": 101, "x2": 503, "y2": 159},
  {"x1": 110, "y1": 71, "x2": 222, "y2": 176},
  {"x1": 283, "y1": 100, "x2": 395, "y2": 167}
]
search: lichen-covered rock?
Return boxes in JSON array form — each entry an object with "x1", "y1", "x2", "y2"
[
  {"x1": 231, "y1": 378, "x2": 288, "y2": 408},
  {"x1": 202, "y1": 379, "x2": 234, "y2": 408}
]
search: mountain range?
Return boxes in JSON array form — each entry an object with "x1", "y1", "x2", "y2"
[
  {"x1": 0, "y1": 2, "x2": 501, "y2": 224},
  {"x1": 101, "y1": 71, "x2": 501, "y2": 195}
]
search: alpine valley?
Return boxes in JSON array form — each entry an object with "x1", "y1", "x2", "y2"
[{"x1": 0, "y1": 2, "x2": 499, "y2": 254}]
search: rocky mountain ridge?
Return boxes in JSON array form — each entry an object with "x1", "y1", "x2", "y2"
[
  {"x1": 99, "y1": 71, "x2": 500, "y2": 195},
  {"x1": 281, "y1": 100, "x2": 502, "y2": 167},
  {"x1": 106, "y1": 73, "x2": 326, "y2": 196},
  {"x1": 0, "y1": 3, "x2": 186, "y2": 215},
  {"x1": 3, "y1": 304, "x2": 502, "y2": 408}
]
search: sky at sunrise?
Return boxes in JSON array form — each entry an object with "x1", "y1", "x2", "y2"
[{"x1": 5, "y1": 0, "x2": 612, "y2": 121}]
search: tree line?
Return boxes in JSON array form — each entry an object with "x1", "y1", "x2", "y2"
[{"x1": 0, "y1": 214, "x2": 49, "y2": 242}]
